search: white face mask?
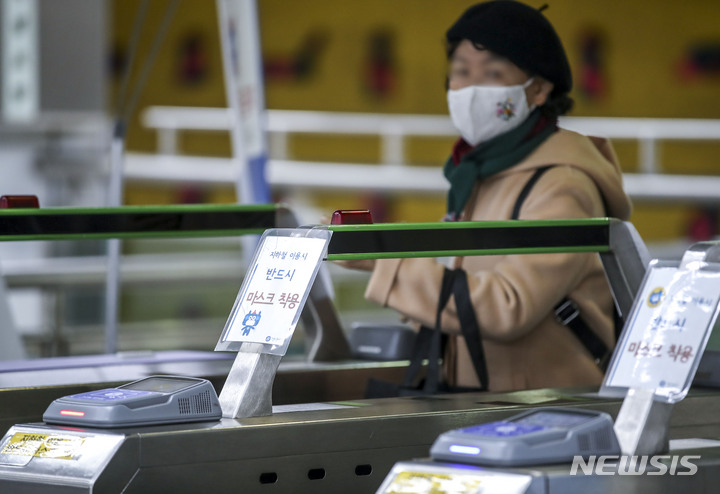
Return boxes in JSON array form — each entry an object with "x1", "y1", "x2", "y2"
[{"x1": 447, "y1": 78, "x2": 535, "y2": 146}]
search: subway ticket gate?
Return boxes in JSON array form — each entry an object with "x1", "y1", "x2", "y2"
[
  {"x1": 375, "y1": 241, "x2": 720, "y2": 494},
  {"x1": 377, "y1": 405, "x2": 720, "y2": 494},
  {"x1": 378, "y1": 449, "x2": 720, "y2": 494},
  {"x1": 0, "y1": 216, "x2": 688, "y2": 494},
  {"x1": 2, "y1": 390, "x2": 720, "y2": 493},
  {"x1": 326, "y1": 217, "x2": 649, "y2": 327},
  {"x1": 0, "y1": 216, "x2": 649, "y2": 394},
  {"x1": 0, "y1": 203, "x2": 351, "y2": 373}
]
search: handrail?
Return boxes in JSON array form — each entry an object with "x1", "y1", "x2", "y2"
[
  {"x1": 142, "y1": 106, "x2": 720, "y2": 173},
  {"x1": 124, "y1": 153, "x2": 720, "y2": 203},
  {"x1": 143, "y1": 106, "x2": 720, "y2": 139},
  {"x1": 133, "y1": 106, "x2": 720, "y2": 200}
]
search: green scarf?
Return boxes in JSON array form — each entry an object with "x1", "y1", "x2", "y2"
[{"x1": 443, "y1": 110, "x2": 557, "y2": 220}]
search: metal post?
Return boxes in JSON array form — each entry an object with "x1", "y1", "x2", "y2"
[
  {"x1": 218, "y1": 343, "x2": 282, "y2": 418},
  {"x1": 216, "y1": 0, "x2": 270, "y2": 205},
  {"x1": 158, "y1": 128, "x2": 178, "y2": 155},
  {"x1": 302, "y1": 282, "x2": 352, "y2": 362},
  {"x1": 104, "y1": 122, "x2": 125, "y2": 354},
  {"x1": 268, "y1": 130, "x2": 289, "y2": 160},
  {"x1": 0, "y1": 275, "x2": 25, "y2": 360},
  {"x1": 381, "y1": 127, "x2": 405, "y2": 165},
  {"x1": 613, "y1": 387, "x2": 673, "y2": 456},
  {"x1": 600, "y1": 220, "x2": 651, "y2": 323},
  {"x1": 639, "y1": 134, "x2": 658, "y2": 174}
]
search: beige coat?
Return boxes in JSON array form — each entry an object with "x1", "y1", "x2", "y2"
[{"x1": 365, "y1": 129, "x2": 632, "y2": 391}]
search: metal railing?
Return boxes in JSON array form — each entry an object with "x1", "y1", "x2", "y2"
[{"x1": 129, "y1": 106, "x2": 720, "y2": 202}]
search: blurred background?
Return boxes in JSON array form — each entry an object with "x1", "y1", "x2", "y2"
[{"x1": 1, "y1": 0, "x2": 719, "y2": 360}]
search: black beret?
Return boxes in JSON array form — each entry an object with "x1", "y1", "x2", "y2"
[{"x1": 446, "y1": 1, "x2": 572, "y2": 95}]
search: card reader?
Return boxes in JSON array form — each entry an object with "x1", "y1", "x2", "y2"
[
  {"x1": 43, "y1": 375, "x2": 222, "y2": 428},
  {"x1": 430, "y1": 407, "x2": 620, "y2": 467}
]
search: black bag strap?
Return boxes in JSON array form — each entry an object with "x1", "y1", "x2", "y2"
[
  {"x1": 400, "y1": 326, "x2": 433, "y2": 388},
  {"x1": 397, "y1": 166, "x2": 557, "y2": 393},
  {"x1": 511, "y1": 166, "x2": 553, "y2": 220},
  {"x1": 451, "y1": 269, "x2": 489, "y2": 391},
  {"x1": 512, "y1": 165, "x2": 611, "y2": 369},
  {"x1": 554, "y1": 298, "x2": 611, "y2": 368},
  {"x1": 423, "y1": 315, "x2": 445, "y2": 393},
  {"x1": 397, "y1": 268, "x2": 492, "y2": 393},
  {"x1": 401, "y1": 267, "x2": 456, "y2": 391}
]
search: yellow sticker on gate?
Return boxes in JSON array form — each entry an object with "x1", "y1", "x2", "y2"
[
  {"x1": 383, "y1": 470, "x2": 484, "y2": 494},
  {"x1": 1, "y1": 432, "x2": 85, "y2": 460}
]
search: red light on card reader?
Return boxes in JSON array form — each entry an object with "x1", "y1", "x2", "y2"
[
  {"x1": 60, "y1": 410, "x2": 85, "y2": 417},
  {"x1": 331, "y1": 210, "x2": 373, "y2": 225},
  {"x1": 0, "y1": 195, "x2": 39, "y2": 209}
]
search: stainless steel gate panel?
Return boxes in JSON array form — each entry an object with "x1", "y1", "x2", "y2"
[
  {"x1": 3, "y1": 388, "x2": 720, "y2": 493},
  {"x1": 382, "y1": 451, "x2": 720, "y2": 494},
  {"x1": 0, "y1": 359, "x2": 410, "y2": 433}
]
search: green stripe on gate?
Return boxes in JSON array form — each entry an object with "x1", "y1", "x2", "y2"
[
  {"x1": 0, "y1": 203, "x2": 278, "y2": 216},
  {"x1": 0, "y1": 229, "x2": 269, "y2": 242},
  {"x1": 327, "y1": 218, "x2": 611, "y2": 232}
]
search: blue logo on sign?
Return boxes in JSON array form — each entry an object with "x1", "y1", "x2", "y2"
[
  {"x1": 647, "y1": 287, "x2": 665, "y2": 308},
  {"x1": 241, "y1": 310, "x2": 262, "y2": 336}
]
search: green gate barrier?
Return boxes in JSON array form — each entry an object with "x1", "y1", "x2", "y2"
[
  {"x1": 327, "y1": 218, "x2": 649, "y2": 326},
  {"x1": 0, "y1": 209, "x2": 648, "y2": 359},
  {"x1": 0, "y1": 203, "x2": 279, "y2": 241},
  {"x1": 0, "y1": 203, "x2": 349, "y2": 362},
  {"x1": 327, "y1": 218, "x2": 611, "y2": 260}
]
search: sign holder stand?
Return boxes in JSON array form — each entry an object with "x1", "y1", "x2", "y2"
[
  {"x1": 610, "y1": 241, "x2": 720, "y2": 455},
  {"x1": 218, "y1": 343, "x2": 282, "y2": 418},
  {"x1": 215, "y1": 227, "x2": 332, "y2": 418},
  {"x1": 613, "y1": 387, "x2": 673, "y2": 455}
]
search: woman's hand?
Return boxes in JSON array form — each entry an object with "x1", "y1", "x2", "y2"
[
  {"x1": 320, "y1": 215, "x2": 376, "y2": 272},
  {"x1": 333, "y1": 258, "x2": 376, "y2": 271}
]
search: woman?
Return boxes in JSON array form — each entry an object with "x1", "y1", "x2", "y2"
[{"x1": 351, "y1": 1, "x2": 631, "y2": 392}]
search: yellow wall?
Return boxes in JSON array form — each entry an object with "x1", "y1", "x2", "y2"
[
  {"x1": 258, "y1": 0, "x2": 720, "y2": 117},
  {"x1": 113, "y1": 0, "x2": 720, "y2": 240}
]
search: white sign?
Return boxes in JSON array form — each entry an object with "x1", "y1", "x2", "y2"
[
  {"x1": 604, "y1": 264, "x2": 720, "y2": 402},
  {"x1": 217, "y1": 231, "x2": 328, "y2": 353}
]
